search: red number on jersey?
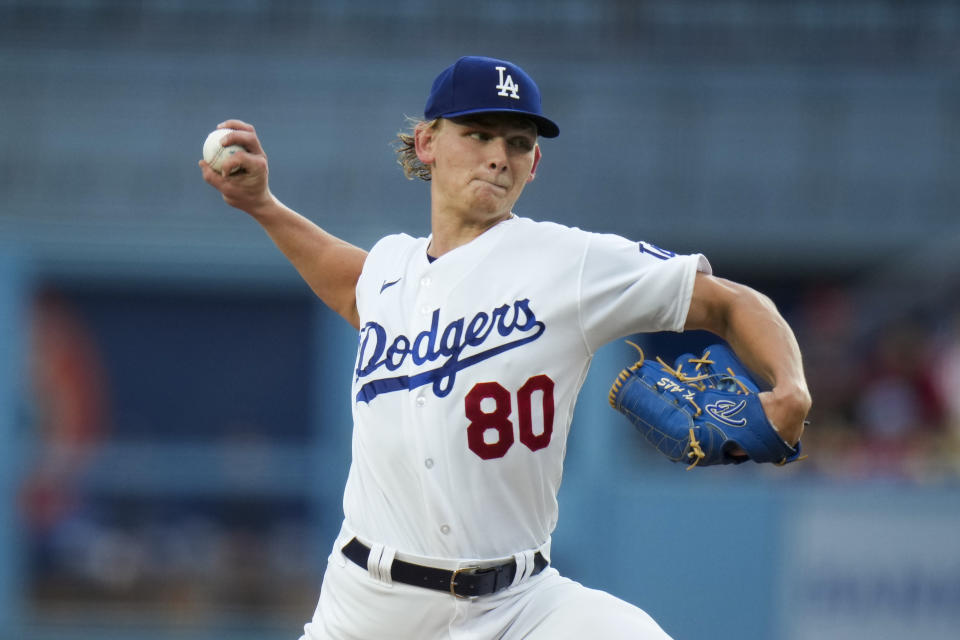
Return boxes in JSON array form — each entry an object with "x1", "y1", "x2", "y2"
[
  {"x1": 517, "y1": 374, "x2": 555, "y2": 452},
  {"x1": 465, "y1": 375, "x2": 556, "y2": 460},
  {"x1": 465, "y1": 382, "x2": 514, "y2": 460}
]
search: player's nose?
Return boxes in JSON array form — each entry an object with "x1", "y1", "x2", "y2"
[{"x1": 486, "y1": 138, "x2": 510, "y2": 172}]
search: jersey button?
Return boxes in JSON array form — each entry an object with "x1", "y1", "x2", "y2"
[
  {"x1": 420, "y1": 306, "x2": 429, "y2": 316},
  {"x1": 416, "y1": 396, "x2": 426, "y2": 407},
  {"x1": 440, "y1": 524, "x2": 451, "y2": 535},
  {"x1": 420, "y1": 276, "x2": 431, "y2": 287},
  {"x1": 424, "y1": 458, "x2": 434, "y2": 469}
]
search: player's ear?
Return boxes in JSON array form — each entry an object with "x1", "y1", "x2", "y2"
[
  {"x1": 526, "y1": 143, "x2": 542, "y2": 183},
  {"x1": 414, "y1": 120, "x2": 438, "y2": 165}
]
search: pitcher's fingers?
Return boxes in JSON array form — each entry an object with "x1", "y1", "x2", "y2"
[
  {"x1": 217, "y1": 153, "x2": 249, "y2": 177},
  {"x1": 198, "y1": 159, "x2": 229, "y2": 186},
  {"x1": 218, "y1": 128, "x2": 265, "y2": 156}
]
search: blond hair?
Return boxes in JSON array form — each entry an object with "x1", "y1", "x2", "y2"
[{"x1": 394, "y1": 117, "x2": 440, "y2": 182}]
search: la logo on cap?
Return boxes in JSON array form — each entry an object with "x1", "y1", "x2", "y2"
[
  {"x1": 496, "y1": 66, "x2": 520, "y2": 99},
  {"x1": 423, "y1": 56, "x2": 560, "y2": 138}
]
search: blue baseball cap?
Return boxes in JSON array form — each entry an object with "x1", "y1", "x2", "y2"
[{"x1": 424, "y1": 56, "x2": 560, "y2": 138}]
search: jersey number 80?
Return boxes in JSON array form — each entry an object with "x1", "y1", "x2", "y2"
[{"x1": 464, "y1": 375, "x2": 555, "y2": 460}]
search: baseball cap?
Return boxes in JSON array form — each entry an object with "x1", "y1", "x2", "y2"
[{"x1": 424, "y1": 56, "x2": 560, "y2": 138}]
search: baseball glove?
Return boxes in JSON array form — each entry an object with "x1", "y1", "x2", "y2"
[{"x1": 608, "y1": 342, "x2": 804, "y2": 469}]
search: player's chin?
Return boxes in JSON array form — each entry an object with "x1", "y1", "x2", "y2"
[{"x1": 467, "y1": 193, "x2": 500, "y2": 213}]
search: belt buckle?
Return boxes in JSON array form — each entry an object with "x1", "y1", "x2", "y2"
[{"x1": 450, "y1": 565, "x2": 479, "y2": 599}]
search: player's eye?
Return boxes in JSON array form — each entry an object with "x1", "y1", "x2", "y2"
[
  {"x1": 510, "y1": 137, "x2": 535, "y2": 151},
  {"x1": 469, "y1": 131, "x2": 492, "y2": 141}
]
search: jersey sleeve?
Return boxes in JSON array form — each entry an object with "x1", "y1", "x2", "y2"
[{"x1": 578, "y1": 233, "x2": 712, "y2": 353}]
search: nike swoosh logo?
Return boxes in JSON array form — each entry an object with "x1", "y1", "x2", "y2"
[{"x1": 380, "y1": 278, "x2": 402, "y2": 293}]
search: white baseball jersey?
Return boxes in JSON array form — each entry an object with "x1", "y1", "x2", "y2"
[{"x1": 343, "y1": 215, "x2": 711, "y2": 561}]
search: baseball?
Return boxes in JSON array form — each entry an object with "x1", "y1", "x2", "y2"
[{"x1": 202, "y1": 128, "x2": 243, "y2": 174}]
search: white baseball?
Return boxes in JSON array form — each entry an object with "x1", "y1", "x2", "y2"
[{"x1": 202, "y1": 128, "x2": 244, "y2": 175}]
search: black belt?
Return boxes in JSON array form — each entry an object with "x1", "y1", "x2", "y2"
[{"x1": 341, "y1": 537, "x2": 548, "y2": 598}]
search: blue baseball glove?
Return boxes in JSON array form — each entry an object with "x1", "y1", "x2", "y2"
[{"x1": 608, "y1": 342, "x2": 803, "y2": 469}]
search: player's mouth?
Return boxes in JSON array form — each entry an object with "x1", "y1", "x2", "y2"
[{"x1": 474, "y1": 178, "x2": 509, "y2": 192}]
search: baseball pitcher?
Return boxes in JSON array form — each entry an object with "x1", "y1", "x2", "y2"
[{"x1": 200, "y1": 56, "x2": 810, "y2": 639}]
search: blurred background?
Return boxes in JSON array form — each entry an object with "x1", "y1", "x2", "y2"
[{"x1": 1, "y1": 1, "x2": 959, "y2": 639}]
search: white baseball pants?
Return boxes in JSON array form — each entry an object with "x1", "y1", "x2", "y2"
[{"x1": 299, "y1": 535, "x2": 673, "y2": 639}]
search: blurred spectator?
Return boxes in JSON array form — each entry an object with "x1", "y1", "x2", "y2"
[
  {"x1": 22, "y1": 287, "x2": 109, "y2": 533},
  {"x1": 849, "y1": 320, "x2": 946, "y2": 479}
]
